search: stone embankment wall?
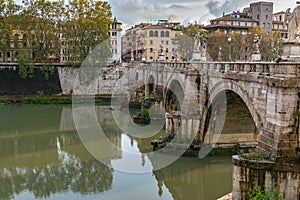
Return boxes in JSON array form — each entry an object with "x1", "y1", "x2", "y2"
[
  {"x1": 0, "y1": 67, "x2": 61, "y2": 95},
  {"x1": 232, "y1": 155, "x2": 300, "y2": 200}
]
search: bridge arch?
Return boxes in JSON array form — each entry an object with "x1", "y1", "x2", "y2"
[
  {"x1": 201, "y1": 80, "x2": 261, "y2": 145},
  {"x1": 164, "y1": 78, "x2": 185, "y2": 112},
  {"x1": 145, "y1": 74, "x2": 155, "y2": 98},
  {"x1": 208, "y1": 80, "x2": 262, "y2": 131}
]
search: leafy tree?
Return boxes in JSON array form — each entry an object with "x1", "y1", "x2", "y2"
[
  {"x1": 19, "y1": 0, "x2": 63, "y2": 63},
  {"x1": 172, "y1": 34, "x2": 194, "y2": 61},
  {"x1": 230, "y1": 32, "x2": 244, "y2": 61},
  {"x1": 247, "y1": 26, "x2": 273, "y2": 61},
  {"x1": 0, "y1": 0, "x2": 20, "y2": 62},
  {"x1": 183, "y1": 24, "x2": 207, "y2": 44},
  {"x1": 272, "y1": 30, "x2": 284, "y2": 61},
  {"x1": 61, "y1": 0, "x2": 112, "y2": 63},
  {"x1": 207, "y1": 30, "x2": 228, "y2": 61}
]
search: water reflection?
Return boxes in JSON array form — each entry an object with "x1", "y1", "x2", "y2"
[
  {"x1": 0, "y1": 138, "x2": 113, "y2": 200},
  {"x1": 0, "y1": 105, "x2": 232, "y2": 200}
]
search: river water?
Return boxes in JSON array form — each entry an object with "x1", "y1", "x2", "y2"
[{"x1": 0, "y1": 105, "x2": 232, "y2": 200}]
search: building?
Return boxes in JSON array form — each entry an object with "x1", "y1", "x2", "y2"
[
  {"x1": 272, "y1": 11, "x2": 288, "y2": 38},
  {"x1": 248, "y1": 1, "x2": 273, "y2": 35},
  {"x1": 205, "y1": 11, "x2": 259, "y2": 34},
  {"x1": 121, "y1": 23, "x2": 150, "y2": 62},
  {"x1": 109, "y1": 17, "x2": 122, "y2": 63},
  {"x1": 122, "y1": 20, "x2": 182, "y2": 62}
]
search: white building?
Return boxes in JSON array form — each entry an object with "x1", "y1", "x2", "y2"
[{"x1": 109, "y1": 17, "x2": 122, "y2": 64}]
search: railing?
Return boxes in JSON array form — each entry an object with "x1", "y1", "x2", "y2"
[
  {"x1": 2, "y1": 61, "x2": 299, "y2": 78},
  {"x1": 193, "y1": 62, "x2": 300, "y2": 78},
  {"x1": 138, "y1": 61, "x2": 300, "y2": 78}
]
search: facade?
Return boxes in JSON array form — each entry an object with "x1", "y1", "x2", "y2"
[
  {"x1": 205, "y1": 11, "x2": 259, "y2": 34},
  {"x1": 109, "y1": 17, "x2": 122, "y2": 63},
  {"x1": 122, "y1": 21, "x2": 181, "y2": 63},
  {"x1": 272, "y1": 11, "x2": 288, "y2": 38},
  {"x1": 248, "y1": 1, "x2": 273, "y2": 35},
  {"x1": 121, "y1": 23, "x2": 150, "y2": 62}
]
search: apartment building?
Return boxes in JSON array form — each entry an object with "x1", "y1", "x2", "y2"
[
  {"x1": 122, "y1": 20, "x2": 181, "y2": 62},
  {"x1": 205, "y1": 11, "x2": 259, "y2": 34},
  {"x1": 272, "y1": 11, "x2": 288, "y2": 39}
]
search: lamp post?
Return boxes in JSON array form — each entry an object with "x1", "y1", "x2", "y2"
[{"x1": 227, "y1": 36, "x2": 231, "y2": 61}]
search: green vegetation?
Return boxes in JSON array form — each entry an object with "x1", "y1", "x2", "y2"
[
  {"x1": 240, "y1": 148, "x2": 267, "y2": 160},
  {"x1": 0, "y1": 0, "x2": 112, "y2": 79},
  {"x1": 173, "y1": 24, "x2": 207, "y2": 61},
  {"x1": 0, "y1": 96, "x2": 107, "y2": 105},
  {"x1": 249, "y1": 186, "x2": 283, "y2": 200},
  {"x1": 207, "y1": 27, "x2": 284, "y2": 61}
]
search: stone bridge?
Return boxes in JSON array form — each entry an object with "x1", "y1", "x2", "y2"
[{"x1": 124, "y1": 61, "x2": 300, "y2": 161}]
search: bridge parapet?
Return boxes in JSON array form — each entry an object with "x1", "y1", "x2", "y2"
[{"x1": 193, "y1": 62, "x2": 300, "y2": 78}]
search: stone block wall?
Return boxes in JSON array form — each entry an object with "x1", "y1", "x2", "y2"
[{"x1": 232, "y1": 155, "x2": 300, "y2": 200}]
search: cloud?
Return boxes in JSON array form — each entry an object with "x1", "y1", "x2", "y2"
[
  {"x1": 168, "y1": 4, "x2": 190, "y2": 10},
  {"x1": 205, "y1": 0, "x2": 252, "y2": 17},
  {"x1": 108, "y1": 0, "x2": 293, "y2": 29}
]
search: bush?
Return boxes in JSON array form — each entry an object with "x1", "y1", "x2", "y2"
[{"x1": 249, "y1": 186, "x2": 283, "y2": 200}]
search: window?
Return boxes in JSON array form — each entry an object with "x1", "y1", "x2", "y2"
[
  {"x1": 112, "y1": 24, "x2": 116, "y2": 29},
  {"x1": 257, "y1": 15, "x2": 260, "y2": 20},
  {"x1": 149, "y1": 31, "x2": 154, "y2": 37},
  {"x1": 7, "y1": 52, "x2": 10, "y2": 58},
  {"x1": 150, "y1": 56, "x2": 153, "y2": 60},
  {"x1": 279, "y1": 15, "x2": 282, "y2": 21},
  {"x1": 263, "y1": 23, "x2": 265, "y2": 27},
  {"x1": 245, "y1": 22, "x2": 247, "y2": 26},
  {"x1": 165, "y1": 31, "x2": 169, "y2": 37},
  {"x1": 166, "y1": 48, "x2": 169, "y2": 52},
  {"x1": 266, "y1": 15, "x2": 268, "y2": 20},
  {"x1": 0, "y1": 52, "x2": 1, "y2": 57},
  {"x1": 166, "y1": 40, "x2": 169, "y2": 45},
  {"x1": 154, "y1": 31, "x2": 158, "y2": 37},
  {"x1": 172, "y1": 48, "x2": 175, "y2": 53},
  {"x1": 267, "y1": 23, "x2": 270, "y2": 28},
  {"x1": 150, "y1": 48, "x2": 153, "y2": 53},
  {"x1": 161, "y1": 31, "x2": 165, "y2": 37},
  {"x1": 150, "y1": 40, "x2": 153, "y2": 45},
  {"x1": 161, "y1": 40, "x2": 164, "y2": 45}
]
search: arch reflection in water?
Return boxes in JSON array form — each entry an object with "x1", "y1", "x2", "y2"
[{"x1": 0, "y1": 105, "x2": 233, "y2": 200}]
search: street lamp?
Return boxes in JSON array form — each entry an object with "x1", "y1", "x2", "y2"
[{"x1": 227, "y1": 36, "x2": 231, "y2": 62}]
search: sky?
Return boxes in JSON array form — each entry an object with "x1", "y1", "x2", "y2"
[
  {"x1": 107, "y1": 0, "x2": 295, "y2": 29},
  {"x1": 13, "y1": 0, "x2": 295, "y2": 29}
]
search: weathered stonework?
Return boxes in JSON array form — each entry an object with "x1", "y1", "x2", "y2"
[{"x1": 232, "y1": 155, "x2": 300, "y2": 200}]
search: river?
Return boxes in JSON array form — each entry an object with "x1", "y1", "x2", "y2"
[{"x1": 0, "y1": 105, "x2": 232, "y2": 200}]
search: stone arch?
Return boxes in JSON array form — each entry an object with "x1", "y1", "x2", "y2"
[
  {"x1": 164, "y1": 77, "x2": 185, "y2": 112},
  {"x1": 200, "y1": 80, "x2": 260, "y2": 145},
  {"x1": 145, "y1": 74, "x2": 155, "y2": 98},
  {"x1": 208, "y1": 80, "x2": 262, "y2": 131}
]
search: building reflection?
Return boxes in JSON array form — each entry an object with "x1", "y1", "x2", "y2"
[{"x1": 0, "y1": 105, "x2": 123, "y2": 199}]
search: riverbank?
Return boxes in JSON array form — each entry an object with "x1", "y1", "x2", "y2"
[{"x1": 0, "y1": 95, "x2": 141, "y2": 108}]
